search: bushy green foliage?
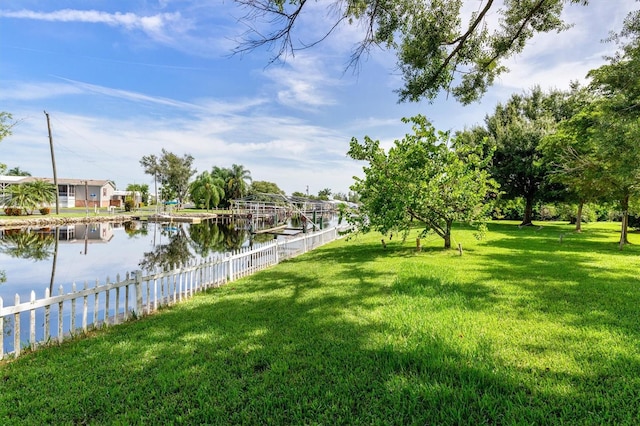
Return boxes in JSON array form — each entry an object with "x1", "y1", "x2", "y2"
[
  {"x1": 492, "y1": 197, "x2": 525, "y2": 220},
  {"x1": 349, "y1": 115, "x2": 497, "y2": 248},
  {"x1": 124, "y1": 198, "x2": 135, "y2": 212}
]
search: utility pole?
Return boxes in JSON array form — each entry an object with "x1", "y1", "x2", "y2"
[
  {"x1": 85, "y1": 180, "x2": 89, "y2": 217},
  {"x1": 44, "y1": 111, "x2": 60, "y2": 215}
]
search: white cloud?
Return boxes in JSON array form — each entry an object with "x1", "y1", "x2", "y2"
[
  {"x1": 0, "y1": 9, "x2": 183, "y2": 34},
  {"x1": 263, "y1": 54, "x2": 346, "y2": 110},
  {"x1": 0, "y1": 81, "x2": 83, "y2": 101}
]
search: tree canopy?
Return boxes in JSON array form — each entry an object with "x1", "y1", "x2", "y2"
[
  {"x1": 483, "y1": 86, "x2": 577, "y2": 225},
  {"x1": 1, "y1": 112, "x2": 16, "y2": 174},
  {"x1": 190, "y1": 171, "x2": 226, "y2": 210},
  {"x1": 235, "y1": 0, "x2": 588, "y2": 104},
  {"x1": 249, "y1": 180, "x2": 285, "y2": 195},
  {"x1": 348, "y1": 115, "x2": 496, "y2": 248},
  {"x1": 140, "y1": 149, "x2": 196, "y2": 208}
]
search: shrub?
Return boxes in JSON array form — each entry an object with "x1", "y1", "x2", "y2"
[
  {"x1": 39, "y1": 207, "x2": 51, "y2": 215},
  {"x1": 124, "y1": 198, "x2": 135, "y2": 212},
  {"x1": 492, "y1": 197, "x2": 525, "y2": 220},
  {"x1": 4, "y1": 207, "x2": 22, "y2": 216},
  {"x1": 537, "y1": 204, "x2": 558, "y2": 221}
]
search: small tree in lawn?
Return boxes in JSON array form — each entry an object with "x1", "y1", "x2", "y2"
[{"x1": 348, "y1": 115, "x2": 497, "y2": 249}]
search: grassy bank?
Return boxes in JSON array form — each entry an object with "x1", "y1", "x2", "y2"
[{"x1": 1, "y1": 221, "x2": 639, "y2": 424}]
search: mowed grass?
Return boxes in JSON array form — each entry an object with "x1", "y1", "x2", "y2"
[{"x1": 1, "y1": 221, "x2": 639, "y2": 425}]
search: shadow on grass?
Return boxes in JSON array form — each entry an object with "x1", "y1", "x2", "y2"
[{"x1": 1, "y1": 223, "x2": 639, "y2": 424}]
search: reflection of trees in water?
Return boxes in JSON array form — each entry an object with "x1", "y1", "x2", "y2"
[
  {"x1": 138, "y1": 220, "x2": 276, "y2": 271},
  {"x1": 0, "y1": 270, "x2": 5, "y2": 284},
  {"x1": 188, "y1": 221, "x2": 248, "y2": 258},
  {"x1": 123, "y1": 221, "x2": 149, "y2": 238},
  {"x1": 0, "y1": 229, "x2": 55, "y2": 261},
  {"x1": 138, "y1": 224, "x2": 192, "y2": 272}
]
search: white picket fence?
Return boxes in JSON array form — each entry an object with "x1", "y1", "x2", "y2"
[{"x1": 0, "y1": 226, "x2": 347, "y2": 359}]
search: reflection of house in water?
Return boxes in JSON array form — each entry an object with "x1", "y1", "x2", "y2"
[{"x1": 53, "y1": 223, "x2": 115, "y2": 243}]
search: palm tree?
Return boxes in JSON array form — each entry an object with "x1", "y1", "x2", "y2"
[
  {"x1": 226, "y1": 164, "x2": 252, "y2": 201},
  {"x1": 189, "y1": 171, "x2": 225, "y2": 211},
  {"x1": 6, "y1": 166, "x2": 31, "y2": 176},
  {"x1": 27, "y1": 180, "x2": 56, "y2": 207},
  {"x1": 1, "y1": 180, "x2": 56, "y2": 215}
]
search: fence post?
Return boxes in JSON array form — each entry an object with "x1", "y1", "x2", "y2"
[
  {"x1": 71, "y1": 283, "x2": 77, "y2": 334},
  {"x1": 115, "y1": 276, "x2": 120, "y2": 325},
  {"x1": 58, "y1": 285, "x2": 64, "y2": 343},
  {"x1": 227, "y1": 253, "x2": 234, "y2": 282},
  {"x1": 124, "y1": 273, "x2": 130, "y2": 321},
  {"x1": 83, "y1": 282, "x2": 88, "y2": 333},
  {"x1": 44, "y1": 288, "x2": 51, "y2": 343},
  {"x1": 30, "y1": 290, "x2": 36, "y2": 350},
  {"x1": 14, "y1": 294, "x2": 20, "y2": 358},
  {"x1": 135, "y1": 271, "x2": 143, "y2": 316}
]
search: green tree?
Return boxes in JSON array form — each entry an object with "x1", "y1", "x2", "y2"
[
  {"x1": 1, "y1": 112, "x2": 17, "y2": 174},
  {"x1": 225, "y1": 164, "x2": 252, "y2": 201},
  {"x1": 348, "y1": 115, "x2": 497, "y2": 249},
  {"x1": 126, "y1": 183, "x2": 150, "y2": 205},
  {"x1": 317, "y1": 188, "x2": 332, "y2": 201},
  {"x1": 540, "y1": 96, "x2": 603, "y2": 232},
  {"x1": 249, "y1": 180, "x2": 285, "y2": 195},
  {"x1": 333, "y1": 192, "x2": 348, "y2": 201},
  {"x1": 586, "y1": 10, "x2": 640, "y2": 247},
  {"x1": 1, "y1": 180, "x2": 56, "y2": 215},
  {"x1": 189, "y1": 171, "x2": 226, "y2": 211},
  {"x1": 235, "y1": 0, "x2": 588, "y2": 104},
  {"x1": 6, "y1": 167, "x2": 31, "y2": 176},
  {"x1": 484, "y1": 87, "x2": 571, "y2": 226},
  {"x1": 0, "y1": 112, "x2": 15, "y2": 142},
  {"x1": 139, "y1": 154, "x2": 162, "y2": 205},
  {"x1": 140, "y1": 149, "x2": 196, "y2": 208}
]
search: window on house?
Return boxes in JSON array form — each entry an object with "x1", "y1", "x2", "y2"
[{"x1": 103, "y1": 188, "x2": 107, "y2": 196}]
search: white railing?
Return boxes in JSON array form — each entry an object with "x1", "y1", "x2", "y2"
[{"x1": 1, "y1": 226, "x2": 347, "y2": 359}]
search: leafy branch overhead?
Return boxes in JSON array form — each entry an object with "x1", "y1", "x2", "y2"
[{"x1": 234, "y1": 0, "x2": 589, "y2": 104}]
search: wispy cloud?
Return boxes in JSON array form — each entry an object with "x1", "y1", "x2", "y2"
[
  {"x1": 0, "y1": 9, "x2": 183, "y2": 34},
  {"x1": 52, "y1": 76, "x2": 207, "y2": 112},
  {"x1": 0, "y1": 81, "x2": 83, "y2": 101},
  {"x1": 263, "y1": 54, "x2": 346, "y2": 110}
]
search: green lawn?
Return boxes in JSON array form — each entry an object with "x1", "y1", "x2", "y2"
[{"x1": 1, "y1": 221, "x2": 639, "y2": 425}]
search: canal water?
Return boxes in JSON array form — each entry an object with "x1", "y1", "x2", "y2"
[{"x1": 0, "y1": 219, "x2": 281, "y2": 304}]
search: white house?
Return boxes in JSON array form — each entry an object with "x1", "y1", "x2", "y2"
[{"x1": 0, "y1": 176, "x2": 117, "y2": 208}]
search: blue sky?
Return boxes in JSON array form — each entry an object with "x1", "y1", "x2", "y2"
[{"x1": 0, "y1": 1, "x2": 637, "y2": 196}]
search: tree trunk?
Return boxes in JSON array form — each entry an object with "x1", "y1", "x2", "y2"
[
  {"x1": 443, "y1": 220, "x2": 452, "y2": 249},
  {"x1": 575, "y1": 200, "x2": 584, "y2": 233},
  {"x1": 521, "y1": 196, "x2": 534, "y2": 226},
  {"x1": 619, "y1": 194, "x2": 630, "y2": 249}
]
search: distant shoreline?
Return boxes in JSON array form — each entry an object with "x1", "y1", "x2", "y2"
[{"x1": 0, "y1": 212, "x2": 220, "y2": 229}]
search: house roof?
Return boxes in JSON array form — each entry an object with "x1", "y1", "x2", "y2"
[{"x1": 0, "y1": 176, "x2": 116, "y2": 189}]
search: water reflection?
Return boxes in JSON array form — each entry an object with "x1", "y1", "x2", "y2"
[
  {"x1": 0, "y1": 228, "x2": 56, "y2": 261},
  {"x1": 0, "y1": 216, "x2": 334, "y2": 300},
  {"x1": 139, "y1": 223, "x2": 192, "y2": 272}
]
